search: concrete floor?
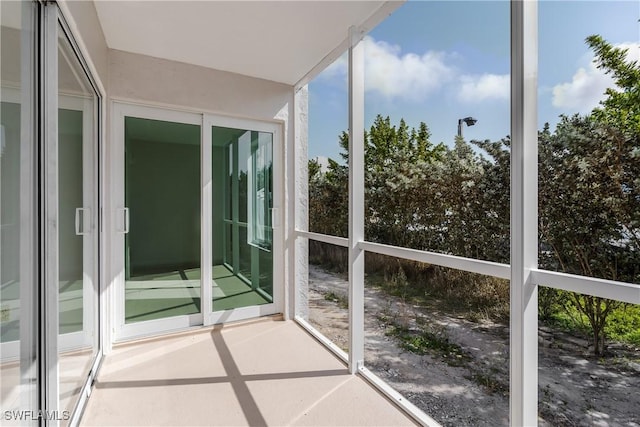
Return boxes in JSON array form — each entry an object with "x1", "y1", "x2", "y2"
[
  {"x1": 1, "y1": 348, "x2": 94, "y2": 427},
  {"x1": 80, "y1": 318, "x2": 417, "y2": 426}
]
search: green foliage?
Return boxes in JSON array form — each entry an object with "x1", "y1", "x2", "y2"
[
  {"x1": 587, "y1": 34, "x2": 640, "y2": 137},
  {"x1": 537, "y1": 35, "x2": 640, "y2": 355},
  {"x1": 605, "y1": 304, "x2": 640, "y2": 345},
  {"x1": 308, "y1": 157, "x2": 348, "y2": 237},
  {"x1": 385, "y1": 323, "x2": 470, "y2": 367},
  {"x1": 324, "y1": 291, "x2": 348, "y2": 309}
]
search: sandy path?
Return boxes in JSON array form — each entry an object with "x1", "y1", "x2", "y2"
[{"x1": 307, "y1": 265, "x2": 640, "y2": 427}]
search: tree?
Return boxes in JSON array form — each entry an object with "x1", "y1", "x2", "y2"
[{"x1": 538, "y1": 35, "x2": 640, "y2": 355}]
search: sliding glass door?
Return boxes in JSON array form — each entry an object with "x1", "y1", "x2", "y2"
[
  {"x1": 0, "y1": 1, "x2": 38, "y2": 423},
  {"x1": 124, "y1": 116, "x2": 202, "y2": 324},
  {"x1": 114, "y1": 105, "x2": 282, "y2": 340},
  {"x1": 56, "y1": 22, "x2": 100, "y2": 423},
  {"x1": 212, "y1": 127, "x2": 273, "y2": 312},
  {"x1": 1, "y1": 3, "x2": 101, "y2": 425}
]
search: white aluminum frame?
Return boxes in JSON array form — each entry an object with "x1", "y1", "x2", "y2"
[
  {"x1": 347, "y1": 25, "x2": 365, "y2": 374},
  {"x1": 57, "y1": 94, "x2": 99, "y2": 353},
  {"x1": 360, "y1": 241, "x2": 511, "y2": 280},
  {"x1": 111, "y1": 102, "x2": 204, "y2": 341},
  {"x1": 532, "y1": 269, "x2": 640, "y2": 305},
  {"x1": 296, "y1": 230, "x2": 348, "y2": 248},
  {"x1": 205, "y1": 114, "x2": 284, "y2": 327},
  {"x1": 510, "y1": 1, "x2": 538, "y2": 425},
  {"x1": 52, "y1": 7, "x2": 105, "y2": 426},
  {"x1": 39, "y1": 5, "x2": 105, "y2": 425},
  {"x1": 42, "y1": 4, "x2": 60, "y2": 418},
  {"x1": 111, "y1": 102, "x2": 285, "y2": 341}
]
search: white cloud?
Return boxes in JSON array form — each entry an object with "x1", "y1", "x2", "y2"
[
  {"x1": 551, "y1": 42, "x2": 640, "y2": 113},
  {"x1": 551, "y1": 63, "x2": 613, "y2": 112},
  {"x1": 317, "y1": 36, "x2": 455, "y2": 101},
  {"x1": 615, "y1": 42, "x2": 640, "y2": 64},
  {"x1": 362, "y1": 36, "x2": 455, "y2": 100},
  {"x1": 318, "y1": 53, "x2": 347, "y2": 80},
  {"x1": 457, "y1": 73, "x2": 510, "y2": 103}
]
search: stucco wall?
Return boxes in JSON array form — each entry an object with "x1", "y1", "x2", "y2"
[{"x1": 108, "y1": 49, "x2": 292, "y2": 122}]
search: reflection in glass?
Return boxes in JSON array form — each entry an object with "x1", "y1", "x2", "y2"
[
  {"x1": 212, "y1": 127, "x2": 273, "y2": 311},
  {"x1": 0, "y1": 0, "x2": 37, "y2": 419},
  {"x1": 57, "y1": 23, "x2": 99, "y2": 423},
  {"x1": 124, "y1": 117, "x2": 201, "y2": 323}
]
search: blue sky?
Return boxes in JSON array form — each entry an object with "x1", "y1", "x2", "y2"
[{"x1": 308, "y1": 0, "x2": 640, "y2": 162}]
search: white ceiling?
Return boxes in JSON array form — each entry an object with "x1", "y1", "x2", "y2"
[{"x1": 94, "y1": 1, "x2": 400, "y2": 86}]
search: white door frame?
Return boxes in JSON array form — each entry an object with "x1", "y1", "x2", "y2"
[
  {"x1": 0, "y1": 92, "x2": 96, "y2": 361},
  {"x1": 204, "y1": 114, "x2": 284, "y2": 326},
  {"x1": 58, "y1": 93, "x2": 98, "y2": 353},
  {"x1": 111, "y1": 102, "x2": 204, "y2": 340},
  {"x1": 43, "y1": 5, "x2": 103, "y2": 423},
  {"x1": 111, "y1": 101, "x2": 284, "y2": 341}
]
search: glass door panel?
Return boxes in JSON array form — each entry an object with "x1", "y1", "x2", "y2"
[
  {"x1": 124, "y1": 117, "x2": 201, "y2": 323},
  {"x1": 0, "y1": 1, "x2": 38, "y2": 421},
  {"x1": 212, "y1": 126, "x2": 273, "y2": 311},
  {"x1": 57, "y1": 23, "x2": 99, "y2": 422}
]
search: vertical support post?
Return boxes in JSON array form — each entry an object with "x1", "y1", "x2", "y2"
[
  {"x1": 292, "y1": 87, "x2": 309, "y2": 320},
  {"x1": 348, "y1": 26, "x2": 365, "y2": 374},
  {"x1": 510, "y1": 1, "x2": 538, "y2": 425}
]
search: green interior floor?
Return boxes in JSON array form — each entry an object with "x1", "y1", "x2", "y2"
[
  {"x1": 0, "y1": 265, "x2": 271, "y2": 343},
  {"x1": 124, "y1": 265, "x2": 270, "y2": 323},
  {"x1": 1, "y1": 279, "x2": 84, "y2": 343}
]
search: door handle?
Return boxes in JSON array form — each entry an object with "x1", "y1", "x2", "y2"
[
  {"x1": 270, "y1": 207, "x2": 279, "y2": 228},
  {"x1": 117, "y1": 207, "x2": 129, "y2": 234},
  {"x1": 75, "y1": 207, "x2": 90, "y2": 235}
]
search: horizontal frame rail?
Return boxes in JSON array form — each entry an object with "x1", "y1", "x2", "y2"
[
  {"x1": 297, "y1": 234, "x2": 639, "y2": 305},
  {"x1": 532, "y1": 269, "x2": 640, "y2": 305},
  {"x1": 359, "y1": 241, "x2": 511, "y2": 280},
  {"x1": 296, "y1": 230, "x2": 349, "y2": 247}
]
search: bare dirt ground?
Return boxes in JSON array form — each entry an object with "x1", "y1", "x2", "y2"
[{"x1": 307, "y1": 265, "x2": 640, "y2": 427}]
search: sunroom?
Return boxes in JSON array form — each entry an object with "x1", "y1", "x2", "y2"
[{"x1": 1, "y1": 0, "x2": 638, "y2": 426}]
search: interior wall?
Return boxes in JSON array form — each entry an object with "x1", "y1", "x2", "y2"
[
  {"x1": 1, "y1": 27, "x2": 20, "y2": 85},
  {"x1": 0, "y1": 102, "x2": 21, "y2": 286},
  {"x1": 58, "y1": 109, "x2": 83, "y2": 281},
  {"x1": 126, "y1": 137, "x2": 201, "y2": 275}
]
